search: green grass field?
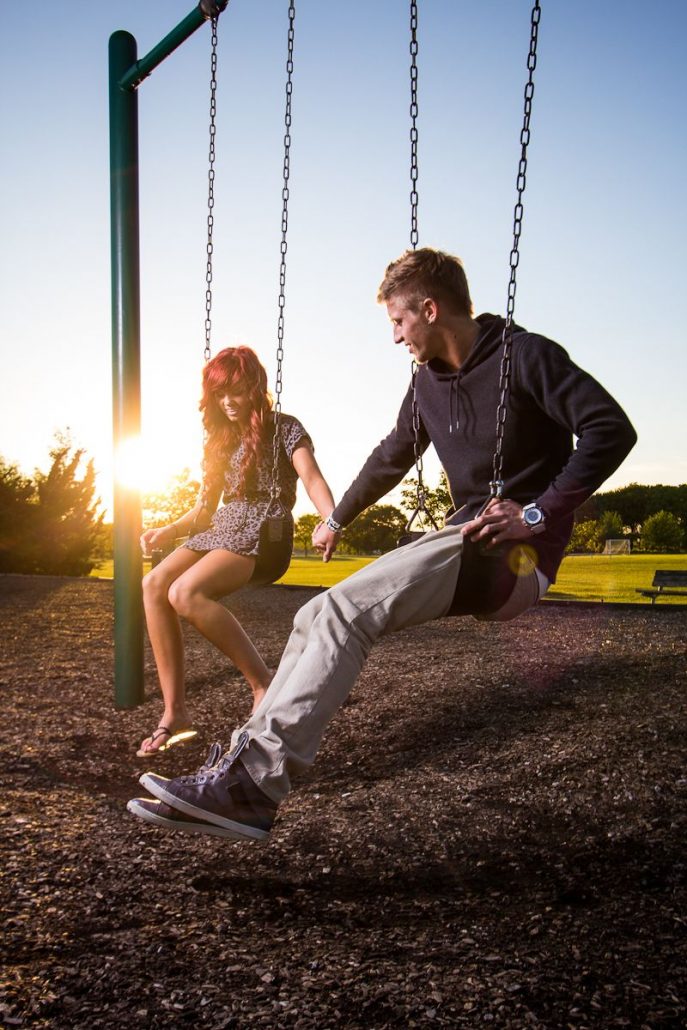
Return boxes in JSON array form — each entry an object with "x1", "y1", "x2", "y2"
[
  {"x1": 89, "y1": 554, "x2": 375, "y2": 589},
  {"x1": 277, "y1": 555, "x2": 376, "y2": 587},
  {"x1": 543, "y1": 552, "x2": 687, "y2": 604},
  {"x1": 90, "y1": 551, "x2": 687, "y2": 604}
]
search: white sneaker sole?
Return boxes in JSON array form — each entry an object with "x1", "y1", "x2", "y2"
[
  {"x1": 138, "y1": 773, "x2": 270, "y2": 841},
  {"x1": 127, "y1": 798, "x2": 251, "y2": 839}
]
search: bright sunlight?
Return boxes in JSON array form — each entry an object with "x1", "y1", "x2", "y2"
[{"x1": 114, "y1": 435, "x2": 194, "y2": 495}]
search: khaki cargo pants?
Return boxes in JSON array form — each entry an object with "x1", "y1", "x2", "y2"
[{"x1": 232, "y1": 524, "x2": 544, "y2": 802}]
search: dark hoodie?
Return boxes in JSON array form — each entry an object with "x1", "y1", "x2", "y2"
[{"x1": 332, "y1": 314, "x2": 637, "y2": 583}]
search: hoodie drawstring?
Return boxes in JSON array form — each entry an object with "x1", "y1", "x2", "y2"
[{"x1": 449, "y1": 376, "x2": 460, "y2": 433}]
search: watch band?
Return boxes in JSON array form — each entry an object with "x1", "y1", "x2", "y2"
[{"x1": 325, "y1": 514, "x2": 342, "y2": 533}]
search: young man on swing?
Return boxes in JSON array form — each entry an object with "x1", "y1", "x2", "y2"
[{"x1": 128, "y1": 247, "x2": 637, "y2": 840}]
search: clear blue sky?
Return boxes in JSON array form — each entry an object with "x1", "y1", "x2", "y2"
[{"x1": 1, "y1": 0, "x2": 685, "y2": 518}]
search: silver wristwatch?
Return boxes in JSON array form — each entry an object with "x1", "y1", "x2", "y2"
[
  {"x1": 325, "y1": 514, "x2": 342, "y2": 533},
  {"x1": 522, "y1": 502, "x2": 546, "y2": 534}
]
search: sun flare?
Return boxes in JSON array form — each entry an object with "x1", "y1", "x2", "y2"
[
  {"x1": 114, "y1": 436, "x2": 191, "y2": 495},
  {"x1": 113, "y1": 436, "x2": 145, "y2": 493}
]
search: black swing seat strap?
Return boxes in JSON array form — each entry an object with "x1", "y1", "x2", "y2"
[{"x1": 250, "y1": 511, "x2": 293, "y2": 586}]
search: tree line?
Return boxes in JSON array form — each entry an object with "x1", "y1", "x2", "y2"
[
  {"x1": 143, "y1": 469, "x2": 687, "y2": 555},
  {"x1": 569, "y1": 483, "x2": 687, "y2": 553},
  {"x1": 1, "y1": 439, "x2": 685, "y2": 577}
]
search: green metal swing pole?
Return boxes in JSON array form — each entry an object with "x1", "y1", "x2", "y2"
[
  {"x1": 108, "y1": 1, "x2": 228, "y2": 709},
  {"x1": 109, "y1": 29, "x2": 143, "y2": 710}
]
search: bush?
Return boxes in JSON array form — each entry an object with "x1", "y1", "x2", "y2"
[
  {"x1": 567, "y1": 510, "x2": 625, "y2": 554},
  {"x1": 0, "y1": 437, "x2": 104, "y2": 576},
  {"x1": 0, "y1": 459, "x2": 37, "y2": 572},
  {"x1": 640, "y1": 510, "x2": 684, "y2": 552},
  {"x1": 294, "y1": 513, "x2": 320, "y2": 555},
  {"x1": 567, "y1": 519, "x2": 603, "y2": 554},
  {"x1": 343, "y1": 504, "x2": 407, "y2": 554}
]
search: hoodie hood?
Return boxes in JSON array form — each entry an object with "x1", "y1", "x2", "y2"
[
  {"x1": 424, "y1": 313, "x2": 520, "y2": 432},
  {"x1": 426, "y1": 313, "x2": 526, "y2": 380}
]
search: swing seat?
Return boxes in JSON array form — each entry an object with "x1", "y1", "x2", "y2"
[
  {"x1": 397, "y1": 507, "x2": 519, "y2": 617},
  {"x1": 448, "y1": 535, "x2": 519, "y2": 617},
  {"x1": 250, "y1": 514, "x2": 293, "y2": 586},
  {"x1": 397, "y1": 530, "x2": 426, "y2": 547}
]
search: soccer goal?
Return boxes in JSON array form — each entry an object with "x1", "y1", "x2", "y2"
[{"x1": 603, "y1": 538, "x2": 631, "y2": 555}]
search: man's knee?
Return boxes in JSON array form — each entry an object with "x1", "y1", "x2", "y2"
[
  {"x1": 305, "y1": 586, "x2": 378, "y2": 642},
  {"x1": 292, "y1": 592, "x2": 326, "y2": 634}
]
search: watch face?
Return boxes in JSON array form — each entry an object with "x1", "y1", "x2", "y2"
[{"x1": 524, "y1": 506, "x2": 543, "y2": 527}]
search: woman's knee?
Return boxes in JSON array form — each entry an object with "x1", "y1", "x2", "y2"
[
  {"x1": 167, "y1": 579, "x2": 198, "y2": 619},
  {"x1": 142, "y1": 567, "x2": 173, "y2": 606}
]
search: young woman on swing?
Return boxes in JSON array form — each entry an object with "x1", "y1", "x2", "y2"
[{"x1": 137, "y1": 345, "x2": 335, "y2": 757}]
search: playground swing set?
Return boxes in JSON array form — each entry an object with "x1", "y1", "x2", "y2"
[{"x1": 108, "y1": 0, "x2": 541, "y2": 709}]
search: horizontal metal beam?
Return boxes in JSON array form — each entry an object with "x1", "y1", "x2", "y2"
[{"x1": 118, "y1": 0, "x2": 229, "y2": 92}]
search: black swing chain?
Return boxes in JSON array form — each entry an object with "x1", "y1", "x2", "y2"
[
  {"x1": 194, "y1": 14, "x2": 221, "y2": 526},
  {"x1": 204, "y1": 15, "x2": 219, "y2": 364},
  {"x1": 409, "y1": 0, "x2": 419, "y2": 252},
  {"x1": 490, "y1": 0, "x2": 541, "y2": 499},
  {"x1": 269, "y1": 1, "x2": 296, "y2": 505},
  {"x1": 407, "y1": 0, "x2": 436, "y2": 529}
]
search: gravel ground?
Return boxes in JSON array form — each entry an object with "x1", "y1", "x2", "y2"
[{"x1": 1, "y1": 573, "x2": 685, "y2": 1029}]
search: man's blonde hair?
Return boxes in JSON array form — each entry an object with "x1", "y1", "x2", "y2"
[{"x1": 377, "y1": 248, "x2": 473, "y2": 316}]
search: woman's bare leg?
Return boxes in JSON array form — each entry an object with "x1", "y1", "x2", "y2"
[
  {"x1": 167, "y1": 550, "x2": 275, "y2": 714},
  {"x1": 140, "y1": 548, "x2": 204, "y2": 753}
]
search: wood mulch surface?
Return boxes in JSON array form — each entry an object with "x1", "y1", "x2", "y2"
[{"x1": 0, "y1": 573, "x2": 685, "y2": 1029}]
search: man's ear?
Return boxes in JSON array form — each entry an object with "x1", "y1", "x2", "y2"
[{"x1": 422, "y1": 297, "x2": 438, "y2": 324}]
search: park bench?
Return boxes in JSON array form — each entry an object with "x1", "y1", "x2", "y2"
[{"x1": 636, "y1": 570, "x2": 687, "y2": 604}]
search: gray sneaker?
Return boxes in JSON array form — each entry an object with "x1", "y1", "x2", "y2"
[
  {"x1": 139, "y1": 741, "x2": 223, "y2": 797},
  {"x1": 134, "y1": 732, "x2": 276, "y2": 842}
]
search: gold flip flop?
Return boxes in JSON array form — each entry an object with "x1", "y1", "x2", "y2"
[{"x1": 136, "y1": 726, "x2": 197, "y2": 758}]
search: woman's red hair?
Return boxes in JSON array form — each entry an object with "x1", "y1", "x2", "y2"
[{"x1": 199, "y1": 347, "x2": 273, "y2": 497}]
